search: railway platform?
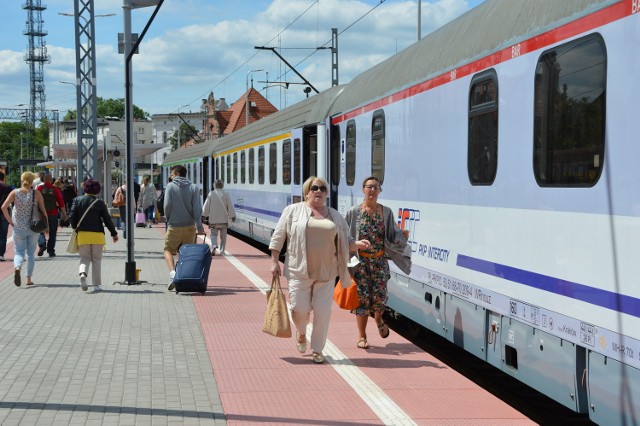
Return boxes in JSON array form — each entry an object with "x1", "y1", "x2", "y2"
[{"x1": 0, "y1": 224, "x2": 535, "y2": 425}]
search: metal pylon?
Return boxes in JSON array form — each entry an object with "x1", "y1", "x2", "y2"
[
  {"x1": 23, "y1": 0, "x2": 50, "y2": 127},
  {"x1": 73, "y1": 0, "x2": 98, "y2": 185}
]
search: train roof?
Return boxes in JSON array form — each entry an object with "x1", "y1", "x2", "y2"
[
  {"x1": 162, "y1": 141, "x2": 213, "y2": 167},
  {"x1": 162, "y1": 85, "x2": 345, "y2": 164},
  {"x1": 212, "y1": 84, "x2": 345, "y2": 154},
  {"x1": 328, "y1": 0, "x2": 616, "y2": 116}
]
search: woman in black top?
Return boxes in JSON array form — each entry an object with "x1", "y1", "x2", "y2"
[{"x1": 68, "y1": 179, "x2": 118, "y2": 291}]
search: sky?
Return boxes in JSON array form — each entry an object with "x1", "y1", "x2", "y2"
[{"x1": 0, "y1": 0, "x2": 485, "y2": 118}]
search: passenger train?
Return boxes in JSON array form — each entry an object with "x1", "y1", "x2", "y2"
[{"x1": 162, "y1": 1, "x2": 640, "y2": 423}]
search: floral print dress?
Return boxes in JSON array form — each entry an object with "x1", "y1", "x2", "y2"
[{"x1": 352, "y1": 207, "x2": 390, "y2": 316}]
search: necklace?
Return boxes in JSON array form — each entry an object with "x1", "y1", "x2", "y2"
[{"x1": 361, "y1": 202, "x2": 378, "y2": 215}]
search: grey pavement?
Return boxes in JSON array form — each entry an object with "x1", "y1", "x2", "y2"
[{"x1": 0, "y1": 225, "x2": 226, "y2": 425}]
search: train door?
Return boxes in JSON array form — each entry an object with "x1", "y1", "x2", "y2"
[
  {"x1": 329, "y1": 122, "x2": 340, "y2": 210},
  {"x1": 290, "y1": 128, "x2": 303, "y2": 204}
]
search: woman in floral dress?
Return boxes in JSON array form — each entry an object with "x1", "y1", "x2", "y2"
[{"x1": 345, "y1": 176, "x2": 409, "y2": 349}]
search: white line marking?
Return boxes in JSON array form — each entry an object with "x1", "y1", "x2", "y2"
[{"x1": 225, "y1": 252, "x2": 417, "y2": 426}]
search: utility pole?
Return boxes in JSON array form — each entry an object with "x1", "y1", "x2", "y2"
[{"x1": 120, "y1": 0, "x2": 163, "y2": 286}]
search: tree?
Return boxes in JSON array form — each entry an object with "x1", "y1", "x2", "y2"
[
  {"x1": 63, "y1": 97, "x2": 148, "y2": 121},
  {"x1": 168, "y1": 122, "x2": 199, "y2": 151},
  {"x1": 0, "y1": 120, "x2": 50, "y2": 186}
]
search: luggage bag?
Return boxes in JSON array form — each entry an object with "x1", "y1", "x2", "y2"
[
  {"x1": 173, "y1": 237, "x2": 211, "y2": 295},
  {"x1": 135, "y1": 209, "x2": 146, "y2": 227}
]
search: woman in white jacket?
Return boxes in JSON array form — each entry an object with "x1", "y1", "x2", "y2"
[
  {"x1": 269, "y1": 176, "x2": 370, "y2": 364},
  {"x1": 202, "y1": 179, "x2": 236, "y2": 255},
  {"x1": 138, "y1": 175, "x2": 157, "y2": 228}
]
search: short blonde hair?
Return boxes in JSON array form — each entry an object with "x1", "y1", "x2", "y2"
[
  {"x1": 302, "y1": 176, "x2": 329, "y2": 196},
  {"x1": 21, "y1": 171, "x2": 35, "y2": 188}
]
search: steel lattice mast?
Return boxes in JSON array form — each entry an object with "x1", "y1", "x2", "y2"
[
  {"x1": 23, "y1": 0, "x2": 50, "y2": 127},
  {"x1": 73, "y1": 0, "x2": 99, "y2": 186}
]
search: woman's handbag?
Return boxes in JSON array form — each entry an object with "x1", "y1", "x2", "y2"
[
  {"x1": 333, "y1": 276, "x2": 359, "y2": 310},
  {"x1": 112, "y1": 189, "x2": 125, "y2": 207},
  {"x1": 262, "y1": 275, "x2": 292, "y2": 338},
  {"x1": 29, "y1": 190, "x2": 47, "y2": 233},
  {"x1": 66, "y1": 198, "x2": 100, "y2": 254}
]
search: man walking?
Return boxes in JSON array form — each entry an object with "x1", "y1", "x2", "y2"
[
  {"x1": 163, "y1": 165, "x2": 205, "y2": 290},
  {"x1": 0, "y1": 172, "x2": 11, "y2": 261},
  {"x1": 37, "y1": 173, "x2": 67, "y2": 257}
]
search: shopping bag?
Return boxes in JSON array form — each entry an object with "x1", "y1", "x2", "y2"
[
  {"x1": 333, "y1": 276, "x2": 359, "y2": 310},
  {"x1": 262, "y1": 275, "x2": 292, "y2": 338},
  {"x1": 66, "y1": 230, "x2": 79, "y2": 254}
]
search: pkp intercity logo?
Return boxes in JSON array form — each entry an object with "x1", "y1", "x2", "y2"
[{"x1": 397, "y1": 207, "x2": 420, "y2": 252}]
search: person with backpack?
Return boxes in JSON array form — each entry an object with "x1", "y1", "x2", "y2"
[{"x1": 37, "y1": 173, "x2": 67, "y2": 257}]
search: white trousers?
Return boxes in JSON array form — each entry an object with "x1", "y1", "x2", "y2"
[
  {"x1": 78, "y1": 244, "x2": 103, "y2": 286},
  {"x1": 288, "y1": 277, "x2": 334, "y2": 354}
]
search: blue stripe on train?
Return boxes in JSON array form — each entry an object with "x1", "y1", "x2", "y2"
[{"x1": 457, "y1": 254, "x2": 640, "y2": 318}]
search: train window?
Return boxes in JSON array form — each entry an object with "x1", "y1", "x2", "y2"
[
  {"x1": 199, "y1": 161, "x2": 203, "y2": 185},
  {"x1": 346, "y1": 120, "x2": 356, "y2": 186},
  {"x1": 269, "y1": 142, "x2": 277, "y2": 184},
  {"x1": 226, "y1": 155, "x2": 231, "y2": 184},
  {"x1": 249, "y1": 148, "x2": 255, "y2": 184},
  {"x1": 468, "y1": 70, "x2": 498, "y2": 185},
  {"x1": 258, "y1": 146, "x2": 265, "y2": 184},
  {"x1": 282, "y1": 139, "x2": 291, "y2": 185},
  {"x1": 241, "y1": 150, "x2": 246, "y2": 184},
  {"x1": 220, "y1": 157, "x2": 225, "y2": 183},
  {"x1": 330, "y1": 124, "x2": 340, "y2": 186},
  {"x1": 233, "y1": 152, "x2": 238, "y2": 184},
  {"x1": 534, "y1": 34, "x2": 606, "y2": 187},
  {"x1": 293, "y1": 138, "x2": 301, "y2": 185},
  {"x1": 371, "y1": 110, "x2": 385, "y2": 184}
]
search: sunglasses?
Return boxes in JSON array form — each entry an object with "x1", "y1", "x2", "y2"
[{"x1": 310, "y1": 185, "x2": 327, "y2": 193}]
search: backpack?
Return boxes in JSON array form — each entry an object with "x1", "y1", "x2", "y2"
[{"x1": 41, "y1": 187, "x2": 56, "y2": 212}]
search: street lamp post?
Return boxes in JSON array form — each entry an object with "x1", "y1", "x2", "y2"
[
  {"x1": 121, "y1": 0, "x2": 164, "y2": 285},
  {"x1": 246, "y1": 69, "x2": 263, "y2": 127}
]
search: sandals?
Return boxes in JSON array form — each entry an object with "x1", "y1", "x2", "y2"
[
  {"x1": 357, "y1": 337, "x2": 369, "y2": 349},
  {"x1": 295, "y1": 332, "x2": 307, "y2": 354},
  {"x1": 312, "y1": 352, "x2": 325, "y2": 364},
  {"x1": 14, "y1": 269, "x2": 21, "y2": 287},
  {"x1": 377, "y1": 321, "x2": 390, "y2": 339}
]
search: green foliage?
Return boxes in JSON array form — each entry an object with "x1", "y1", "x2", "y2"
[
  {"x1": 64, "y1": 97, "x2": 148, "y2": 121},
  {"x1": 0, "y1": 120, "x2": 50, "y2": 186},
  {"x1": 168, "y1": 122, "x2": 198, "y2": 151}
]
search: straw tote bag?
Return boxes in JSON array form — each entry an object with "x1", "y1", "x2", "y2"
[{"x1": 262, "y1": 275, "x2": 292, "y2": 338}]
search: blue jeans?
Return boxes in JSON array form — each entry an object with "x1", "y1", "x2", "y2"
[
  {"x1": 119, "y1": 206, "x2": 126, "y2": 238},
  {"x1": 38, "y1": 215, "x2": 59, "y2": 254},
  {"x1": 144, "y1": 205, "x2": 155, "y2": 223},
  {"x1": 0, "y1": 215, "x2": 9, "y2": 257},
  {"x1": 13, "y1": 228, "x2": 38, "y2": 277}
]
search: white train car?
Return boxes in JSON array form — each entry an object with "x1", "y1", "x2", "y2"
[
  {"x1": 211, "y1": 86, "x2": 344, "y2": 245},
  {"x1": 325, "y1": 0, "x2": 639, "y2": 424},
  {"x1": 164, "y1": 0, "x2": 640, "y2": 422}
]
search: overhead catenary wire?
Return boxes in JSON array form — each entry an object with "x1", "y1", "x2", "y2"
[{"x1": 177, "y1": 0, "x2": 386, "y2": 112}]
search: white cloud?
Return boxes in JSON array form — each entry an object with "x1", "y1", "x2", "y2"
[{"x1": 2, "y1": 0, "x2": 477, "y2": 115}]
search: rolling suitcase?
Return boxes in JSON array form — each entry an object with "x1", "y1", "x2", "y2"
[
  {"x1": 135, "y1": 209, "x2": 146, "y2": 227},
  {"x1": 173, "y1": 237, "x2": 212, "y2": 295}
]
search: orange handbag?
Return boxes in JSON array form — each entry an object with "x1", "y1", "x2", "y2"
[{"x1": 333, "y1": 277, "x2": 359, "y2": 310}]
